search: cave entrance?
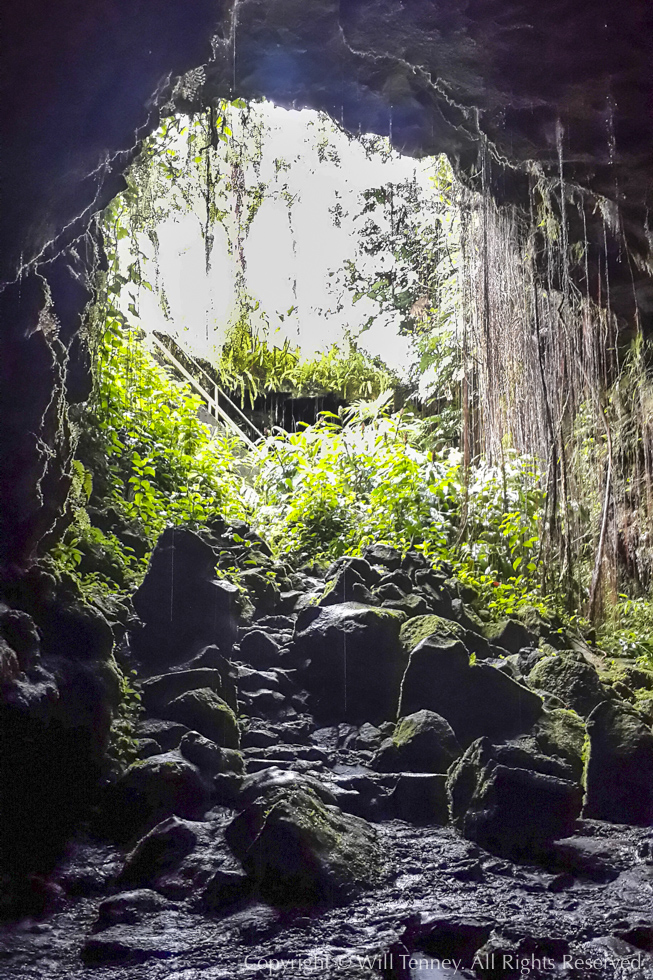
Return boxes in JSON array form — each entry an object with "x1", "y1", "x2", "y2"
[{"x1": 97, "y1": 97, "x2": 460, "y2": 438}]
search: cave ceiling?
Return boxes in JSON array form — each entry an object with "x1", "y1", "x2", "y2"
[
  {"x1": 1, "y1": 0, "x2": 652, "y2": 571},
  {"x1": 3, "y1": 0, "x2": 653, "y2": 317}
]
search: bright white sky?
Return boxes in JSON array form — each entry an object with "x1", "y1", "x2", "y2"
[{"x1": 120, "y1": 101, "x2": 439, "y2": 377}]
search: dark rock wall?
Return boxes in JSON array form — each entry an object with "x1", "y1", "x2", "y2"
[{"x1": 2, "y1": 0, "x2": 653, "y2": 568}]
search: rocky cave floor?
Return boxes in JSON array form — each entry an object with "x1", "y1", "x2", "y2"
[{"x1": 3, "y1": 524, "x2": 653, "y2": 979}]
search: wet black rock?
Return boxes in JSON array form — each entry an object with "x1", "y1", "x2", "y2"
[
  {"x1": 119, "y1": 816, "x2": 198, "y2": 888},
  {"x1": 362, "y1": 543, "x2": 403, "y2": 570},
  {"x1": 179, "y1": 730, "x2": 244, "y2": 776},
  {"x1": 201, "y1": 867, "x2": 253, "y2": 914},
  {"x1": 295, "y1": 602, "x2": 405, "y2": 723},
  {"x1": 131, "y1": 528, "x2": 239, "y2": 665},
  {"x1": 135, "y1": 719, "x2": 189, "y2": 752},
  {"x1": 399, "y1": 636, "x2": 544, "y2": 745},
  {"x1": 552, "y1": 835, "x2": 622, "y2": 882},
  {"x1": 373, "y1": 709, "x2": 461, "y2": 773},
  {"x1": 447, "y1": 737, "x2": 583, "y2": 857},
  {"x1": 240, "y1": 569, "x2": 279, "y2": 613},
  {"x1": 528, "y1": 652, "x2": 608, "y2": 717},
  {"x1": 139, "y1": 665, "x2": 237, "y2": 715},
  {"x1": 391, "y1": 913, "x2": 494, "y2": 978},
  {"x1": 326, "y1": 555, "x2": 379, "y2": 587},
  {"x1": 483, "y1": 618, "x2": 537, "y2": 655},
  {"x1": 93, "y1": 889, "x2": 173, "y2": 931},
  {"x1": 226, "y1": 778, "x2": 385, "y2": 906},
  {"x1": 164, "y1": 688, "x2": 239, "y2": 749},
  {"x1": 584, "y1": 700, "x2": 653, "y2": 824},
  {"x1": 114, "y1": 751, "x2": 212, "y2": 834},
  {"x1": 238, "y1": 629, "x2": 283, "y2": 669}
]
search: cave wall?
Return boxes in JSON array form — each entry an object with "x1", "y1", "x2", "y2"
[{"x1": 2, "y1": 0, "x2": 653, "y2": 571}]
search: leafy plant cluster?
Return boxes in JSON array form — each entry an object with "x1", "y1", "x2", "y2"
[
  {"x1": 251, "y1": 394, "x2": 547, "y2": 615},
  {"x1": 89, "y1": 317, "x2": 251, "y2": 536},
  {"x1": 217, "y1": 315, "x2": 394, "y2": 408}
]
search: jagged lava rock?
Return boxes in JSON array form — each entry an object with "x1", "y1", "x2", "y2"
[
  {"x1": 131, "y1": 528, "x2": 239, "y2": 665},
  {"x1": 447, "y1": 737, "x2": 583, "y2": 857},
  {"x1": 295, "y1": 602, "x2": 405, "y2": 723},
  {"x1": 373, "y1": 709, "x2": 461, "y2": 773},
  {"x1": 583, "y1": 700, "x2": 653, "y2": 824},
  {"x1": 399, "y1": 635, "x2": 543, "y2": 745}
]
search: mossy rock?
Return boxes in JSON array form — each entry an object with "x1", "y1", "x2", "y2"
[
  {"x1": 532, "y1": 708, "x2": 586, "y2": 781},
  {"x1": 165, "y1": 689, "x2": 239, "y2": 749},
  {"x1": 116, "y1": 751, "x2": 212, "y2": 831},
  {"x1": 584, "y1": 700, "x2": 653, "y2": 824},
  {"x1": 399, "y1": 636, "x2": 542, "y2": 746},
  {"x1": 226, "y1": 784, "x2": 385, "y2": 905},
  {"x1": 482, "y1": 618, "x2": 536, "y2": 654},
  {"x1": 447, "y1": 737, "x2": 582, "y2": 857},
  {"x1": 624, "y1": 666, "x2": 653, "y2": 691},
  {"x1": 528, "y1": 653, "x2": 607, "y2": 717},
  {"x1": 373, "y1": 709, "x2": 461, "y2": 773},
  {"x1": 400, "y1": 615, "x2": 464, "y2": 652}
]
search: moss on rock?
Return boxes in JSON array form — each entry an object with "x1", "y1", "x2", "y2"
[
  {"x1": 399, "y1": 615, "x2": 464, "y2": 653},
  {"x1": 165, "y1": 688, "x2": 239, "y2": 749}
]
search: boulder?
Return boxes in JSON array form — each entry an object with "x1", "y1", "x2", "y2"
[
  {"x1": 238, "y1": 630, "x2": 282, "y2": 669},
  {"x1": 362, "y1": 543, "x2": 403, "y2": 570},
  {"x1": 528, "y1": 652, "x2": 607, "y2": 717},
  {"x1": 320, "y1": 565, "x2": 375, "y2": 605},
  {"x1": 483, "y1": 618, "x2": 536, "y2": 654},
  {"x1": 238, "y1": 767, "x2": 339, "y2": 808},
  {"x1": 240, "y1": 570, "x2": 279, "y2": 612},
  {"x1": 115, "y1": 751, "x2": 212, "y2": 831},
  {"x1": 399, "y1": 636, "x2": 543, "y2": 745},
  {"x1": 373, "y1": 709, "x2": 461, "y2": 773},
  {"x1": 179, "y1": 731, "x2": 244, "y2": 776},
  {"x1": 136, "y1": 719, "x2": 188, "y2": 752},
  {"x1": 447, "y1": 737, "x2": 582, "y2": 856},
  {"x1": 583, "y1": 700, "x2": 653, "y2": 824},
  {"x1": 325, "y1": 555, "x2": 379, "y2": 586},
  {"x1": 120, "y1": 816, "x2": 198, "y2": 887},
  {"x1": 381, "y1": 593, "x2": 430, "y2": 616},
  {"x1": 94, "y1": 889, "x2": 172, "y2": 931},
  {"x1": 131, "y1": 528, "x2": 239, "y2": 665},
  {"x1": 226, "y1": 780, "x2": 384, "y2": 905},
  {"x1": 295, "y1": 603, "x2": 405, "y2": 723},
  {"x1": 532, "y1": 709, "x2": 586, "y2": 781},
  {"x1": 344, "y1": 722, "x2": 383, "y2": 751},
  {"x1": 139, "y1": 666, "x2": 237, "y2": 715},
  {"x1": 164, "y1": 688, "x2": 239, "y2": 749},
  {"x1": 399, "y1": 614, "x2": 465, "y2": 651}
]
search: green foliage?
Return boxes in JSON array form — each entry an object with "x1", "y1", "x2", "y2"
[
  {"x1": 596, "y1": 595, "x2": 653, "y2": 664},
  {"x1": 250, "y1": 397, "x2": 546, "y2": 612},
  {"x1": 91, "y1": 317, "x2": 250, "y2": 541},
  {"x1": 216, "y1": 316, "x2": 395, "y2": 408},
  {"x1": 106, "y1": 666, "x2": 143, "y2": 773}
]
